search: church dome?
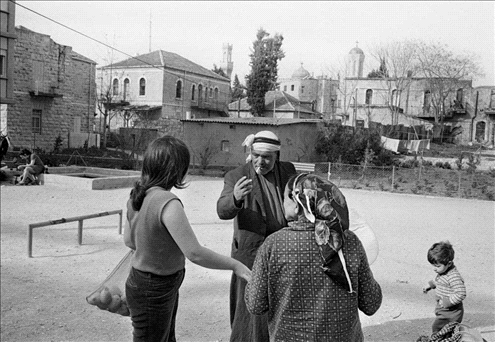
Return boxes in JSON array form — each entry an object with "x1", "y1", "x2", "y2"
[
  {"x1": 292, "y1": 64, "x2": 311, "y2": 79},
  {"x1": 349, "y1": 47, "x2": 364, "y2": 55},
  {"x1": 349, "y1": 42, "x2": 364, "y2": 55}
]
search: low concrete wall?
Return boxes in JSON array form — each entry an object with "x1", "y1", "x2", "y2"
[{"x1": 45, "y1": 166, "x2": 140, "y2": 190}]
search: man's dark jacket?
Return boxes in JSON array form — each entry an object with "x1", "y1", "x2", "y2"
[{"x1": 217, "y1": 161, "x2": 296, "y2": 268}]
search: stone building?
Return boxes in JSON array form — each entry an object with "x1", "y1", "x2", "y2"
[
  {"x1": 464, "y1": 86, "x2": 495, "y2": 145},
  {"x1": 278, "y1": 64, "x2": 339, "y2": 119},
  {"x1": 5, "y1": 26, "x2": 97, "y2": 151},
  {"x1": 337, "y1": 44, "x2": 492, "y2": 145},
  {"x1": 96, "y1": 50, "x2": 231, "y2": 138},
  {"x1": 218, "y1": 43, "x2": 233, "y2": 79},
  {"x1": 228, "y1": 90, "x2": 321, "y2": 119},
  {"x1": 0, "y1": 0, "x2": 16, "y2": 139},
  {"x1": 0, "y1": 0, "x2": 16, "y2": 106}
]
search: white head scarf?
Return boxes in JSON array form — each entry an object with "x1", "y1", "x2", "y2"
[{"x1": 242, "y1": 131, "x2": 281, "y2": 162}]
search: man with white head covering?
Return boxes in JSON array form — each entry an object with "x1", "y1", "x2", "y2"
[{"x1": 217, "y1": 130, "x2": 297, "y2": 342}]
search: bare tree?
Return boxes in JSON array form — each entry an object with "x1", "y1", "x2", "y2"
[
  {"x1": 96, "y1": 67, "x2": 129, "y2": 149},
  {"x1": 190, "y1": 134, "x2": 220, "y2": 170},
  {"x1": 368, "y1": 40, "x2": 418, "y2": 125},
  {"x1": 414, "y1": 40, "x2": 483, "y2": 125},
  {"x1": 323, "y1": 57, "x2": 358, "y2": 124}
]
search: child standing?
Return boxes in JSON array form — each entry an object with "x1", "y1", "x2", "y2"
[{"x1": 423, "y1": 241, "x2": 466, "y2": 334}]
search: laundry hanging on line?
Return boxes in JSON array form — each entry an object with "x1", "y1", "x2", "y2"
[{"x1": 380, "y1": 136, "x2": 430, "y2": 153}]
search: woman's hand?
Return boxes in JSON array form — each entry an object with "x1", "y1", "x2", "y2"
[{"x1": 234, "y1": 262, "x2": 252, "y2": 283}]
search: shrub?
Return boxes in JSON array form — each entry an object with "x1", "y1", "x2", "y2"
[
  {"x1": 400, "y1": 159, "x2": 418, "y2": 168},
  {"x1": 315, "y1": 123, "x2": 391, "y2": 165},
  {"x1": 53, "y1": 134, "x2": 63, "y2": 153}
]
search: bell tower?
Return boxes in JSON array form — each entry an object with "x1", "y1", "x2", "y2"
[
  {"x1": 348, "y1": 41, "x2": 365, "y2": 78},
  {"x1": 219, "y1": 43, "x2": 233, "y2": 79}
]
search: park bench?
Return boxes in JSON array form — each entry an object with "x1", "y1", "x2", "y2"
[
  {"x1": 292, "y1": 162, "x2": 333, "y2": 181},
  {"x1": 292, "y1": 162, "x2": 316, "y2": 173}
]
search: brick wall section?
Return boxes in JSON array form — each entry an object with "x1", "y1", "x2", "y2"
[{"x1": 7, "y1": 26, "x2": 96, "y2": 151}]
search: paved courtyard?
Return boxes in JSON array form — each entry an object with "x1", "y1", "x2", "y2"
[{"x1": 1, "y1": 176, "x2": 494, "y2": 341}]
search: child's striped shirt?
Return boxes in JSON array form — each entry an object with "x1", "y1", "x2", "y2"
[{"x1": 434, "y1": 265, "x2": 466, "y2": 306}]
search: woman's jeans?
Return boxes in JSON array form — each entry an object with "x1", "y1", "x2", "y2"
[{"x1": 126, "y1": 267, "x2": 185, "y2": 342}]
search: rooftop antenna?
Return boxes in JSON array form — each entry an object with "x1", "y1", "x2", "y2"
[{"x1": 149, "y1": 10, "x2": 152, "y2": 52}]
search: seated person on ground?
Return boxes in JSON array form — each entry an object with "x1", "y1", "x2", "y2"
[{"x1": 17, "y1": 148, "x2": 45, "y2": 185}]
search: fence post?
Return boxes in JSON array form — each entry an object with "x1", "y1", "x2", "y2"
[
  {"x1": 78, "y1": 220, "x2": 83, "y2": 245},
  {"x1": 327, "y1": 162, "x2": 331, "y2": 181},
  {"x1": 458, "y1": 171, "x2": 462, "y2": 197},
  {"x1": 391, "y1": 166, "x2": 395, "y2": 191},
  {"x1": 28, "y1": 225, "x2": 34, "y2": 258},
  {"x1": 118, "y1": 211, "x2": 123, "y2": 235}
]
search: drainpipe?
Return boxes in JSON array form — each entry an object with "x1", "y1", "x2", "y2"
[
  {"x1": 87, "y1": 63, "x2": 92, "y2": 144},
  {"x1": 470, "y1": 91, "x2": 479, "y2": 142}
]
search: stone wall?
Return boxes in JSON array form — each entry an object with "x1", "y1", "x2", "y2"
[
  {"x1": 182, "y1": 120, "x2": 321, "y2": 168},
  {"x1": 7, "y1": 26, "x2": 96, "y2": 151}
]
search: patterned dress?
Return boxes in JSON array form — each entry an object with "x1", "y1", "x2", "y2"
[{"x1": 245, "y1": 221, "x2": 382, "y2": 342}]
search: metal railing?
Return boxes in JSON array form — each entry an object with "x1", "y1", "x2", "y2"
[{"x1": 27, "y1": 210, "x2": 123, "y2": 257}]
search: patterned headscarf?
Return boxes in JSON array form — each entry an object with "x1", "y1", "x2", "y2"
[{"x1": 291, "y1": 173, "x2": 353, "y2": 292}]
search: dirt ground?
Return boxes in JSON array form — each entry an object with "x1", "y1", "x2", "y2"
[{"x1": 1, "y1": 176, "x2": 494, "y2": 342}]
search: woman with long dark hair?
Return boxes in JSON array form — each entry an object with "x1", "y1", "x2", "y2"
[{"x1": 124, "y1": 136, "x2": 251, "y2": 342}]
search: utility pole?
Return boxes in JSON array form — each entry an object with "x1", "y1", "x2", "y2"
[
  {"x1": 353, "y1": 88, "x2": 358, "y2": 127},
  {"x1": 149, "y1": 11, "x2": 152, "y2": 53}
]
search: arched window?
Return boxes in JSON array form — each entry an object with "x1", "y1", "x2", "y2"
[
  {"x1": 176, "y1": 80, "x2": 182, "y2": 99},
  {"x1": 214, "y1": 87, "x2": 219, "y2": 100},
  {"x1": 456, "y1": 88, "x2": 464, "y2": 105},
  {"x1": 123, "y1": 78, "x2": 130, "y2": 100},
  {"x1": 191, "y1": 85, "x2": 196, "y2": 101},
  {"x1": 475, "y1": 121, "x2": 486, "y2": 142},
  {"x1": 139, "y1": 78, "x2": 146, "y2": 96},
  {"x1": 365, "y1": 89, "x2": 373, "y2": 105},
  {"x1": 391, "y1": 89, "x2": 398, "y2": 106},
  {"x1": 112, "y1": 78, "x2": 119, "y2": 96},
  {"x1": 424, "y1": 90, "x2": 431, "y2": 111},
  {"x1": 198, "y1": 84, "x2": 203, "y2": 102},
  {"x1": 209, "y1": 88, "x2": 213, "y2": 98}
]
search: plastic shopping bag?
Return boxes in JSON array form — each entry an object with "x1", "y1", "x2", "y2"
[
  {"x1": 349, "y1": 208, "x2": 379, "y2": 265},
  {"x1": 86, "y1": 249, "x2": 133, "y2": 316}
]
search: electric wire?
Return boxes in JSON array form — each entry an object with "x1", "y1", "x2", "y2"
[{"x1": 12, "y1": 0, "x2": 239, "y2": 100}]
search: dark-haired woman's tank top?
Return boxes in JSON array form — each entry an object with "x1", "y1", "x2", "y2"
[{"x1": 125, "y1": 187, "x2": 185, "y2": 276}]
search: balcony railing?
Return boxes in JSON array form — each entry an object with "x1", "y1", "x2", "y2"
[
  {"x1": 29, "y1": 86, "x2": 63, "y2": 98},
  {"x1": 190, "y1": 100, "x2": 227, "y2": 113}
]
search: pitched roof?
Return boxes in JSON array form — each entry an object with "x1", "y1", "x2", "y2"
[
  {"x1": 228, "y1": 91, "x2": 320, "y2": 115},
  {"x1": 71, "y1": 51, "x2": 96, "y2": 64},
  {"x1": 101, "y1": 50, "x2": 229, "y2": 82},
  {"x1": 181, "y1": 117, "x2": 321, "y2": 126}
]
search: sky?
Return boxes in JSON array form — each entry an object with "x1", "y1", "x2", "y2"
[{"x1": 14, "y1": 1, "x2": 495, "y2": 87}]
